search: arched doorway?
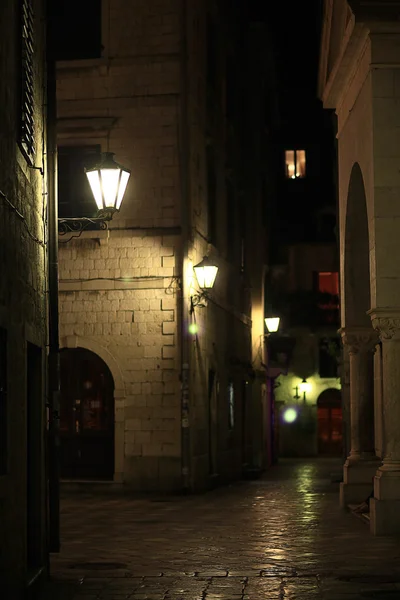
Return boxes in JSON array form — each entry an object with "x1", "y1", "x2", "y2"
[
  {"x1": 317, "y1": 388, "x2": 342, "y2": 455},
  {"x1": 344, "y1": 162, "x2": 370, "y2": 328},
  {"x1": 59, "y1": 348, "x2": 115, "y2": 479}
]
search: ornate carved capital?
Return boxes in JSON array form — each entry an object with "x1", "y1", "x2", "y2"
[
  {"x1": 371, "y1": 317, "x2": 400, "y2": 341},
  {"x1": 339, "y1": 327, "x2": 379, "y2": 355},
  {"x1": 368, "y1": 308, "x2": 400, "y2": 341}
]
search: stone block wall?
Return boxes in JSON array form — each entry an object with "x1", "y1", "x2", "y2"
[
  {"x1": 59, "y1": 232, "x2": 182, "y2": 490},
  {"x1": 57, "y1": 0, "x2": 266, "y2": 492},
  {"x1": 0, "y1": 0, "x2": 47, "y2": 594}
]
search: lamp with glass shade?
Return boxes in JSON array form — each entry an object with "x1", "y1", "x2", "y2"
[
  {"x1": 85, "y1": 152, "x2": 131, "y2": 218},
  {"x1": 58, "y1": 152, "x2": 131, "y2": 236},
  {"x1": 190, "y1": 256, "x2": 219, "y2": 312},
  {"x1": 265, "y1": 316, "x2": 280, "y2": 334}
]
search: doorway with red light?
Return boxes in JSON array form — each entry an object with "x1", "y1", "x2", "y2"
[
  {"x1": 317, "y1": 388, "x2": 342, "y2": 455},
  {"x1": 59, "y1": 347, "x2": 115, "y2": 480}
]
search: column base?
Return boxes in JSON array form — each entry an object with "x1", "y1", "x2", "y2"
[
  {"x1": 370, "y1": 466, "x2": 400, "y2": 535},
  {"x1": 339, "y1": 457, "x2": 379, "y2": 508},
  {"x1": 370, "y1": 498, "x2": 400, "y2": 535}
]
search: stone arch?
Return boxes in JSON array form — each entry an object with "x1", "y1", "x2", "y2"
[
  {"x1": 60, "y1": 335, "x2": 125, "y2": 397},
  {"x1": 343, "y1": 162, "x2": 371, "y2": 327},
  {"x1": 317, "y1": 387, "x2": 341, "y2": 407},
  {"x1": 60, "y1": 335, "x2": 125, "y2": 482}
]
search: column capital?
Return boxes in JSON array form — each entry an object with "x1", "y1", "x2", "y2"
[
  {"x1": 368, "y1": 308, "x2": 400, "y2": 341},
  {"x1": 339, "y1": 327, "x2": 379, "y2": 354}
]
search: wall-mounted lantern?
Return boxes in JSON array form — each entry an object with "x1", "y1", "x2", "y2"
[
  {"x1": 190, "y1": 256, "x2": 218, "y2": 312},
  {"x1": 58, "y1": 152, "x2": 131, "y2": 235},
  {"x1": 299, "y1": 378, "x2": 311, "y2": 403},
  {"x1": 264, "y1": 316, "x2": 280, "y2": 334}
]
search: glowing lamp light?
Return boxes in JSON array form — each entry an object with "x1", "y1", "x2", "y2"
[
  {"x1": 299, "y1": 379, "x2": 311, "y2": 395},
  {"x1": 265, "y1": 316, "x2": 280, "y2": 333},
  {"x1": 188, "y1": 323, "x2": 198, "y2": 335},
  {"x1": 283, "y1": 407, "x2": 298, "y2": 424},
  {"x1": 85, "y1": 152, "x2": 131, "y2": 215},
  {"x1": 193, "y1": 256, "x2": 218, "y2": 290}
]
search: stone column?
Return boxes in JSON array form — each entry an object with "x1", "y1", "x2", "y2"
[
  {"x1": 339, "y1": 327, "x2": 380, "y2": 507},
  {"x1": 369, "y1": 311, "x2": 400, "y2": 535}
]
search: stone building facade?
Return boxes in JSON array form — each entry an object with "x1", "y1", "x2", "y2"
[
  {"x1": 319, "y1": 0, "x2": 400, "y2": 535},
  {"x1": 270, "y1": 244, "x2": 342, "y2": 458},
  {"x1": 0, "y1": 0, "x2": 48, "y2": 595},
  {"x1": 56, "y1": 1, "x2": 274, "y2": 491}
]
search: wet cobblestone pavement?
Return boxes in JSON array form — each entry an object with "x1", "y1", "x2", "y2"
[{"x1": 41, "y1": 459, "x2": 400, "y2": 599}]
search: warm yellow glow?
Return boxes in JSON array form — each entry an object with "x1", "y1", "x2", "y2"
[
  {"x1": 299, "y1": 379, "x2": 312, "y2": 395},
  {"x1": 116, "y1": 170, "x2": 130, "y2": 210},
  {"x1": 283, "y1": 407, "x2": 297, "y2": 423},
  {"x1": 193, "y1": 256, "x2": 218, "y2": 289},
  {"x1": 265, "y1": 317, "x2": 280, "y2": 333},
  {"x1": 188, "y1": 323, "x2": 198, "y2": 335},
  {"x1": 285, "y1": 149, "x2": 306, "y2": 179},
  {"x1": 296, "y1": 149, "x2": 306, "y2": 178},
  {"x1": 86, "y1": 171, "x2": 103, "y2": 211},
  {"x1": 285, "y1": 150, "x2": 295, "y2": 178},
  {"x1": 85, "y1": 152, "x2": 131, "y2": 212}
]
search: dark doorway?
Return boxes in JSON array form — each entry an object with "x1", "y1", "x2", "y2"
[
  {"x1": 208, "y1": 369, "x2": 218, "y2": 476},
  {"x1": 26, "y1": 342, "x2": 44, "y2": 571},
  {"x1": 241, "y1": 380, "x2": 248, "y2": 469},
  {"x1": 60, "y1": 348, "x2": 114, "y2": 479},
  {"x1": 317, "y1": 388, "x2": 342, "y2": 455}
]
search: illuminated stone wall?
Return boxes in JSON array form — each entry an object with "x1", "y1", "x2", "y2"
[
  {"x1": 57, "y1": 0, "x2": 271, "y2": 491},
  {"x1": 0, "y1": 0, "x2": 48, "y2": 594}
]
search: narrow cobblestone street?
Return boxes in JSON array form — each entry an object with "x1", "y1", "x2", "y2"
[{"x1": 41, "y1": 459, "x2": 400, "y2": 599}]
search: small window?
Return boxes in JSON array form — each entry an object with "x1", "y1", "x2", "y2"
[
  {"x1": 58, "y1": 145, "x2": 101, "y2": 219},
  {"x1": 319, "y1": 337, "x2": 340, "y2": 378},
  {"x1": 285, "y1": 150, "x2": 306, "y2": 179},
  {"x1": 19, "y1": 0, "x2": 35, "y2": 162},
  {"x1": 0, "y1": 327, "x2": 7, "y2": 475},
  {"x1": 318, "y1": 272, "x2": 339, "y2": 296},
  {"x1": 228, "y1": 381, "x2": 235, "y2": 429}
]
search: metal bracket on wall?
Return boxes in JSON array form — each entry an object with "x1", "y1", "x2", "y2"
[
  {"x1": 190, "y1": 292, "x2": 209, "y2": 313},
  {"x1": 58, "y1": 210, "x2": 115, "y2": 237}
]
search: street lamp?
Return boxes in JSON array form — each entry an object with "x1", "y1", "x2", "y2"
[
  {"x1": 299, "y1": 378, "x2": 311, "y2": 403},
  {"x1": 265, "y1": 316, "x2": 280, "y2": 334},
  {"x1": 190, "y1": 256, "x2": 219, "y2": 312},
  {"x1": 58, "y1": 152, "x2": 131, "y2": 234}
]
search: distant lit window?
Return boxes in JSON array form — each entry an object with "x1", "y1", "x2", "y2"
[
  {"x1": 285, "y1": 150, "x2": 306, "y2": 179},
  {"x1": 317, "y1": 272, "x2": 339, "y2": 325},
  {"x1": 319, "y1": 337, "x2": 340, "y2": 378},
  {"x1": 228, "y1": 382, "x2": 235, "y2": 429},
  {"x1": 318, "y1": 272, "x2": 339, "y2": 296}
]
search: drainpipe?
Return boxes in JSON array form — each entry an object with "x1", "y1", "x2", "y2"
[
  {"x1": 179, "y1": 0, "x2": 191, "y2": 492},
  {"x1": 46, "y1": 0, "x2": 60, "y2": 552}
]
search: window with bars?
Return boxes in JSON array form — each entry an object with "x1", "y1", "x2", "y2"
[
  {"x1": 19, "y1": 0, "x2": 35, "y2": 161},
  {"x1": 0, "y1": 327, "x2": 7, "y2": 475}
]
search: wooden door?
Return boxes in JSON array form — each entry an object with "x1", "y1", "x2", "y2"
[
  {"x1": 317, "y1": 389, "x2": 342, "y2": 455},
  {"x1": 60, "y1": 348, "x2": 114, "y2": 479}
]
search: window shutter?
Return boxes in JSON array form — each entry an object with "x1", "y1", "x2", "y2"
[{"x1": 20, "y1": 0, "x2": 35, "y2": 160}]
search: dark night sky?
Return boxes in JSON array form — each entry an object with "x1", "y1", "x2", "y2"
[{"x1": 271, "y1": 1, "x2": 323, "y2": 103}]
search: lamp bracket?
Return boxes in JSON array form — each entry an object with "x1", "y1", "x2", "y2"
[
  {"x1": 190, "y1": 291, "x2": 209, "y2": 313},
  {"x1": 58, "y1": 210, "x2": 115, "y2": 236}
]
